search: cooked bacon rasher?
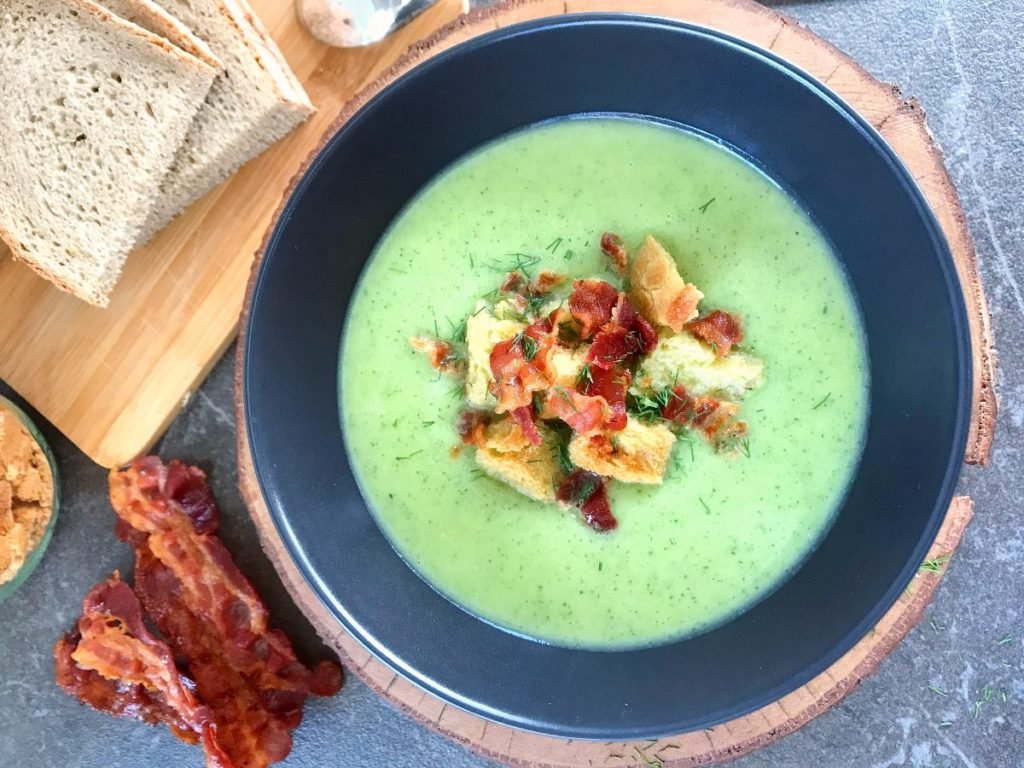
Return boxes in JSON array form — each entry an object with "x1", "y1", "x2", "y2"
[{"x1": 55, "y1": 458, "x2": 342, "y2": 768}]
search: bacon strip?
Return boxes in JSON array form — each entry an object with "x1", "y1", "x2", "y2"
[
  {"x1": 568, "y1": 280, "x2": 619, "y2": 339},
  {"x1": 54, "y1": 576, "x2": 231, "y2": 765},
  {"x1": 53, "y1": 458, "x2": 343, "y2": 768},
  {"x1": 686, "y1": 310, "x2": 744, "y2": 356},
  {"x1": 409, "y1": 337, "x2": 465, "y2": 377}
]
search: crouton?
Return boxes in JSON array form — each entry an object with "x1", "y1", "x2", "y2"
[
  {"x1": 568, "y1": 417, "x2": 675, "y2": 484},
  {"x1": 629, "y1": 236, "x2": 703, "y2": 332},
  {"x1": 465, "y1": 301, "x2": 525, "y2": 407},
  {"x1": 639, "y1": 332, "x2": 763, "y2": 399},
  {"x1": 475, "y1": 421, "x2": 560, "y2": 502},
  {"x1": 549, "y1": 345, "x2": 589, "y2": 389}
]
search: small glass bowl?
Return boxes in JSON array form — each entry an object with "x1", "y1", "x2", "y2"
[{"x1": 0, "y1": 395, "x2": 60, "y2": 603}]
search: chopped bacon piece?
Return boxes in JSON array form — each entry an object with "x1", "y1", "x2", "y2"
[
  {"x1": 510, "y1": 406, "x2": 542, "y2": 446},
  {"x1": 568, "y1": 280, "x2": 619, "y2": 339},
  {"x1": 686, "y1": 310, "x2": 744, "y2": 356},
  {"x1": 659, "y1": 386, "x2": 745, "y2": 443},
  {"x1": 532, "y1": 270, "x2": 565, "y2": 294},
  {"x1": 500, "y1": 272, "x2": 525, "y2": 293},
  {"x1": 586, "y1": 296, "x2": 657, "y2": 370},
  {"x1": 543, "y1": 388, "x2": 606, "y2": 434},
  {"x1": 600, "y1": 232, "x2": 629, "y2": 276},
  {"x1": 615, "y1": 295, "x2": 658, "y2": 356},
  {"x1": 580, "y1": 365, "x2": 631, "y2": 431},
  {"x1": 556, "y1": 469, "x2": 617, "y2": 532},
  {"x1": 661, "y1": 386, "x2": 696, "y2": 426},
  {"x1": 489, "y1": 320, "x2": 555, "y2": 413},
  {"x1": 409, "y1": 336, "x2": 465, "y2": 377},
  {"x1": 457, "y1": 409, "x2": 491, "y2": 447}
]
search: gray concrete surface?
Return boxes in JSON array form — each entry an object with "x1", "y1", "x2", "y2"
[{"x1": 1, "y1": 1, "x2": 1021, "y2": 766}]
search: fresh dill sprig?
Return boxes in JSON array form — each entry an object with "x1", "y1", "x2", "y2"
[
  {"x1": 699, "y1": 497, "x2": 711, "y2": 514},
  {"x1": 920, "y1": 555, "x2": 951, "y2": 573},
  {"x1": 938, "y1": 721, "x2": 954, "y2": 729},
  {"x1": 421, "y1": 420, "x2": 435, "y2": 427},
  {"x1": 927, "y1": 684, "x2": 949, "y2": 697},
  {"x1": 549, "y1": 421, "x2": 575, "y2": 474},
  {"x1": 446, "y1": 315, "x2": 468, "y2": 343},
  {"x1": 395, "y1": 450, "x2": 422, "y2": 461},
  {"x1": 626, "y1": 387, "x2": 675, "y2": 422},
  {"x1": 698, "y1": 196, "x2": 716, "y2": 213},
  {"x1": 563, "y1": 248, "x2": 575, "y2": 262},
  {"x1": 997, "y1": 634, "x2": 1014, "y2": 646},
  {"x1": 546, "y1": 237, "x2": 563, "y2": 253},
  {"x1": 514, "y1": 331, "x2": 539, "y2": 361},
  {"x1": 489, "y1": 252, "x2": 542, "y2": 279},
  {"x1": 812, "y1": 392, "x2": 832, "y2": 410},
  {"x1": 973, "y1": 685, "x2": 994, "y2": 718},
  {"x1": 576, "y1": 363, "x2": 593, "y2": 389}
]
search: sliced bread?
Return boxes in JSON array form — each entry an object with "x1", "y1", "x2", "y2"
[
  {"x1": 137, "y1": 0, "x2": 315, "y2": 241},
  {"x1": 0, "y1": 0, "x2": 218, "y2": 306},
  {"x1": 100, "y1": 0, "x2": 223, "y2": 71}
]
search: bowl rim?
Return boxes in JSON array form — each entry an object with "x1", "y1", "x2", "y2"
[
  {"x1": 244, "y1": 12, "x2": 971, "y2": 738},
  {"x1": 0, "y1": 395, "x2": 61, "y2": 603}
]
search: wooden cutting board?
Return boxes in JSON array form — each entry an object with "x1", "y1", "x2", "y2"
[{"x1": 0, "y1": 0, "x2": 469, "y2": 467}]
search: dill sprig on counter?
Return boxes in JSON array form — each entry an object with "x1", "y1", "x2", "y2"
[{"x1": 920, "y1": 555, "x2": 951, "y2": 573}]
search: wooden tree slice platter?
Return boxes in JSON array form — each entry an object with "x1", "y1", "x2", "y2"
[
  {"x1": 0, "y1": 0, "x2": 469, "y2": 468},
  {"x1": 235, "y1": 0, "x2": 997, "y2": 765}
]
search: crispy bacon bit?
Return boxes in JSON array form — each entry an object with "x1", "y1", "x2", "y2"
[
  {"x1": 457, "y1": 409, "x2": 491, "y2": 447},
  {"x1": 587, "y1": 295, "x2": 658, "y2": 370},
  {"x1": 568, "y1": 280, "x2": 619, "y2": 339},
  {"x1": 660, "y1": 386, "x2": 745, "y2": 443},
  {"x1": 580, "y1": 365, "x2": 631, "y2": 431},
  {"x1": 533, "y1": 270, "x2": 565, "y2": 294},
  {"x1": 661, "y1": 386, "x2": 696, "y2": 425},
  {"x1": 543, "y1": 388, "x2": 606, "y2": 433},
  {"x1": 500, "y1": 272, "x2": 525, "y2": 293},
  {"x1": 556, "y1": 469, "x2": 617, "y2": 532},
  {"x1": 409, "y1": 336, "x2": 464, "y2": 377},
  {"x1": 600, "y1": 232, "x2": 629, "y2": 276},
  {"x1": 489, "y1": 321, "x2": 555, "y2": 413},
  {"x1": 686, "y1": 310, "x2": 744, "y2": 356},
  {"x1": 57, "y1": 459, "x2": 342, "y2": 768},
  {"x1": 510, "y1": 406, "x2": 542, "y2": 446}
]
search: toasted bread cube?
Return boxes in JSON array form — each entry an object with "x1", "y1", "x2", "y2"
[
  {"x1": 465, "y1": 301, "x2": 525, "y2": 407},
  {"x1": 568, "y1": 417, "x2": 675, "y2": 484},
  {"x1": 549, "y1": 344, "x2": 589, "y2": 389},
  {"x1": 475, "y1": 422, "x2": 560, "y2": 502},
  {"x1": 629, "y1": 236, "x2": 703, "y2": 332},
  {"x1": 640, "y1": 332, "x2": 764, "y2": 399}
]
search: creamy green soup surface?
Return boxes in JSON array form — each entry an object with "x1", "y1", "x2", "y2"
[{"x1": 340, "y1": 117, "x2": 868, "y2": 649}]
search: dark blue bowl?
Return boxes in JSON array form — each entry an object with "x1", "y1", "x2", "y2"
[{"x1": 244, "y1": 15, "x2": 970, "y2": 739}]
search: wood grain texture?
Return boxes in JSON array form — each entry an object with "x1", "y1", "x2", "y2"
[
  {"x1": 0, "y1": 0, "x2": 469, "y2": 468},
  {"x1": 232, "y1": 1, "x2": 994, "y2": 764}
]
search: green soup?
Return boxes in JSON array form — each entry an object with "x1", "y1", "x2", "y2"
[{"x1": 340, "y1": 118, "x2": 868, "y2": 649}]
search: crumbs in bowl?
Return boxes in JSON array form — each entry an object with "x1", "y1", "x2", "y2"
[{"x1": 0, "y1": 406, "x2": 54, "y2": 585}]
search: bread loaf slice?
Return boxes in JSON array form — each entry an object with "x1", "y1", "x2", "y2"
[
  {"x1": 0, "y1": 0, "x2": 218, "y2": 306},
  {"x1": 137, "y1": 0, "x2": 314, "y2": 241},
  {"x1": 100, "y1": 0, "x2": 222, "y2": 71}
]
